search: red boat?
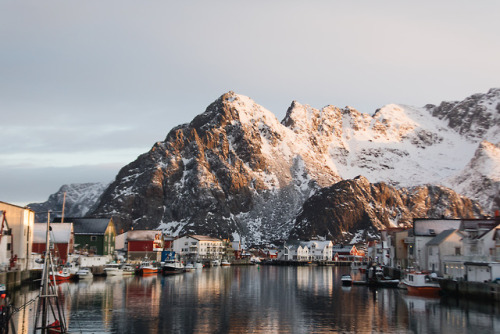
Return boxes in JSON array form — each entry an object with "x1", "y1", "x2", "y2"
[{"x1": 403, "y1": 271, "x2": 440, "y2": 297}]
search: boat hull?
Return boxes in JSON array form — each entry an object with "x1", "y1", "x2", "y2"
[{"x1": 405, "y1": 285, "x2": 440, "y2": 297}]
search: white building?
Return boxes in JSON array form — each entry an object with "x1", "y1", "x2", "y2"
[
  {"x1": 0, "y1": 202, "x2": 35, "y2": 271},
  {"x1": 0, "y1": 210, "x2": 11, "y2": 271},
  {"x1": 425, "y1": 229, "x2": 463, "y2": 275},
  {"x1": 173, "y1": 235, "x2": 224, "y2": 260},
  {"x1": 280, "y1": 240, "x2": 333, "y2": 261},
  {"x1": 410, "y1": 219, "x2": 462, "y2": 270}
]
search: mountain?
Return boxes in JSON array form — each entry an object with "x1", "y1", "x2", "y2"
[
  {"x1": 288, "y1": 176, "x2": 484, "y2": 243},
  {"x1": 87, "y1": 89, "x2": 499, "y2": 245},
  {"x1": 28, "y1": 183, "x2": 108, "y2": 223}
]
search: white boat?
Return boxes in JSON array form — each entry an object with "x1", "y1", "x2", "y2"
[
  {"x1": 194, "y1": 261, "x2": 204, "y2": 269},
  {"x1": 221, "y1": 260, "x2": 231, "y2": 267},
  {"x1": 341, "y1": 275, "x2": 353, "y2": 286},
  {"x1": 184, "y1": 263, "x2": 195, "y2": 272},
  {"x1": 104, "y1": 263, "x2": 123, "y2": 276},
  {"x1": 402, "y1": 271, "x2": 440, "y2": 297},
  {"x1": 76, "y1": 268, "x2": 93, "y2": 280},
  {"x1": 121, "y1": 264, "x2": 136, "y2": 275}
]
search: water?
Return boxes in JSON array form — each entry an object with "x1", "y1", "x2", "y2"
[{"x1": 7, "y1": 266, "x2": 500, "y2": 333}]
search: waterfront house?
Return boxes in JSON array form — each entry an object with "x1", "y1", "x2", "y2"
[
  {"x1": 425, "y1": 229, "x2": 463, "y2": 275},
  {"x1": 172, "y1": 235, "x2": 224, "y2": 261},
  {"x1": 32, "y1": 222, "x2": 74, "y2": 264},
  {"x1": 55, "y1": 217, "x2": 116, "y2": 257},
  {"x1": 333, "y1": 244, "x2": 362, "y2": 262},
  {"x1": 0, "y1": 210, "x2": 12, "y2": 271},
  {"x1": 127, "y1": 230, "x2": 163, "y2": 262},
  {"x1": 0, "y1": 201, "x2": 35, "y2": 271},
  {"x1": 407, "y1": 218, "x2": 462, "y2": 270}
]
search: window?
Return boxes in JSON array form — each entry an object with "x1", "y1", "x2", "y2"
[
  {"x1": 90, "y1": 236, "x2": 97, "y2": 241},
  {"x1": 455, "y1": 247, "x2": 461, "y2": 255}
]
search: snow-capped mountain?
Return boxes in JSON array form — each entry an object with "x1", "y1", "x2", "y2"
[
  {"x1": 28, "y1": 183, "x2": 108, "y2": 223},
  {"x1": 87, "y1": 89, "x2": 498, "y2": 245}
]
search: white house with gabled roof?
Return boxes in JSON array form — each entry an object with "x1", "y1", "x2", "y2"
[{"x1": 173, "y1": 235, "x2": 224, "y2": 260}]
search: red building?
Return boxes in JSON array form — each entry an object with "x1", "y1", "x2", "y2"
[
  {"x1": 32, "y1": 223, "x2": 74, "y2": 264},
  {"x1": 126, "y1": 230, "x2": 164, "y2": 262}
]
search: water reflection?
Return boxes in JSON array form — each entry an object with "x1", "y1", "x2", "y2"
[{"x1": 7, "y1": 266, "x2": 500, "y2": 333}]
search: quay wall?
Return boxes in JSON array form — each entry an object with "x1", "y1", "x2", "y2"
[
  {"x1": 440, "y1": 279, "x2": 500, "y2": 302},
  {"x1": 0, "y1": 270, "x2": 34, "y2": 290}
]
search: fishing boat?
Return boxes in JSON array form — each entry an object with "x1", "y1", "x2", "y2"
[
  {"x1": 162, "y1": 260, "x2": 185, "y2": 275},
  {"x1": 104, "y1": 263, "x2": 123, "y2": 276},
  {"x1": 341, "y1": 275, "x2": 353, "y2": 286},
  {"x1": 402, "y1": 271, "x2": 440, "y2": 297},
  {"x1": 49, "y1": 267, "x2": 73, "y2": 282},
  {"x1": 138, "y1": 260, "x2": 159, "y2": 275},
  {"x1": 76, "y1": 267, "x2": 93, "y2": 280}
]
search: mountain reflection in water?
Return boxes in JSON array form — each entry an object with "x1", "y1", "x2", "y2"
[{"x1": 8, "y1": 266, "x2": 500, "y2": 333}]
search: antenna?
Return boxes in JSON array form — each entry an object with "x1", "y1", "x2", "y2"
[{"x1": 60, "y1": 192, "x2": 66, "y2": 224}]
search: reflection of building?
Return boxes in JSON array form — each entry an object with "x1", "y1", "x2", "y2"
[
  {"x1": 0, "y1": 201, "x2": 35, "y2": 271},
  {"x1": 127, "y1": 230, "x2": 163, "y2": 262},
  {"x1": 32, "y1": 222, "x2": 74, "y2": 264},
  {"x1": 173, "y1": 235, "x2": 223, "y2": 260}
]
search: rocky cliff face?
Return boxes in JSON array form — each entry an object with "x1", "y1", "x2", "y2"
[
  {"x1": 79, "y1": 89, "x2": 500, "y2": 245},
  {"x1": 288, "y1": 176, "x2": 485, "y2": 243}
]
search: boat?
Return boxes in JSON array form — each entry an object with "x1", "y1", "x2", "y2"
[
  {"x1": 104, "y1": 263, "x2": 123, "y2": 276},
  {"x1": 138, "y1": 260, "x2": 160, "y2": 275},
  {"x1": 402, "y1": 271, "x2": 440, "y2": 297},
  {"x1": 184, "y1": 263, "x2": 195, "y2": 272},
  {"x1": 49, "y1": 267, "x2": 73, "y2": 282},
  {"x1": 121, "y1": 264, "x2": 136, "y2": 275},
  {"x1": 221, "y1": 259, "x2": 231, "y2": 267},
  {"x1": 162, "y1": 260, "x2": 185, "y2": 275},
  {"x1": 211, "y1": 259, "x2": 220, "y2": 267},
  {"x1": 366, "y1": 265, "x2": 400, "y2": 288},
  {"x1": 341, "y1": 275, "x2": 353, "y2": 286},
  {"x1": 193, "y1": 261, "x2": 204, "y2": 269},
  {"x1": 76, "y1": 267, "x2": 93, "y2": 280}
]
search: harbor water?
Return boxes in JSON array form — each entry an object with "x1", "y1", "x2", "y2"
[{"x1": 7, "y1": 265, "x2": 500, "y2": 333}]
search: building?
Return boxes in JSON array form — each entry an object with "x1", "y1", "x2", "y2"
[
  {"x1": 425, "y1": 229, "x2": 462, "y2": 275},
  {"x1": 55, "y1": 217, "x2": 116, "y2": 257},
  {"x1": 0, "y1": 202, "x2": 35, "y2": 271},
  {"x1": 0, "y1": 210, "x2": 12, "y2": 271},
  {"x1": 333, "y1": 244, "x2": 363, "y2": 262},
  {"x1": 406, "y1": 219, "x2": 462, "y2": 270},
  {"x1": 32, "y1": 222, "x2": 74, "y2": 264},
  {"x1": 173, "y1": 235, "x2": 224, "y2": 261},
  {"x1": 127, "y1": 230, "x2": 163, "y2": 262}
]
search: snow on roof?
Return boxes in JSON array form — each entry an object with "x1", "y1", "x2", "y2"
[
  {"x1": 126, "y1": 230, "x2": 161, "y2": 241},
  {"x1": 188, "y1": 235, "x2": 222, "y2": 242},
  {"x1": 33, "y1": 223, "x2": 73, "y2": 243},
  {"x1": 413, "y1": 219, "x2": 462, "y2": 236},
  {"x1": 55, "y1": 217, "x2": 113, "y2": 235}
]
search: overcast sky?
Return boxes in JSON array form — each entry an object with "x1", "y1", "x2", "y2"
[{"x1": 1, "y1": 1, "x2": 499, "y2": 206}]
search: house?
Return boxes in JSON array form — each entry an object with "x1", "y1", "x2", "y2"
[
  {"x1": 407, "y1": 218, "x2": 462, "y2": 270},
  {"x1": 425, "y1": 229, "x2": 463, "y2": 275},
  {"x1": 127, "y1": 230, "x2": 164, "y2": 262},
  {"x1": 172, "y1": 235, "x2": 224, "y2": 261},
  {"x1": 0, "y1": 210, "x2": 12, "y2": 271},
  {"x1": 441, "y1": 218, "x2": 500, "y2": 281},
  {"x1": 333, "y1": 244, "x2": 363, "y2": 262},
  {"x1": 0, "y1": 201, "x2": 35, "y2": 271},
  {"x1": 32, "y1": 223, "x2": 74, "y2": 264},
  {"x1": 55, "y1": 217, "x2": 116, "y2": 257}
]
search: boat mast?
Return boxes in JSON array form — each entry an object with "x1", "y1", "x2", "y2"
[{"x1": 33, "y1": 211, "x2": 68, "y2": 334}]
